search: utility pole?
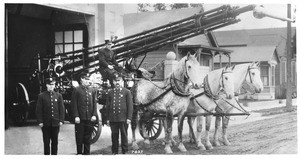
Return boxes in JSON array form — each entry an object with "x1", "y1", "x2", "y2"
[{"x1": 286, "y1": 4, "x2": 292, "y2": 108}]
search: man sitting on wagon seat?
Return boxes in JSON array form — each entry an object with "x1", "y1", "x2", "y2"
[{"x1": 98, "y1": 39, "x2": 123, "y2": 88}]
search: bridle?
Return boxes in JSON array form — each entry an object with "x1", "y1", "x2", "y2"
[
  {"x1": 219, "y1": 69, "x2": 233, "y2": 94},
  {"x1": 170, "y1": 59, "x2": 193, "y2": 97},
  {"x1": 246, "y1": 65, "x2": 259, "y2": 84}
]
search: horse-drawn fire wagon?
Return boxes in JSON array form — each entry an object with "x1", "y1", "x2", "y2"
[{"x1": 8, "y1": 4, "x2": 294, "y2": 147}]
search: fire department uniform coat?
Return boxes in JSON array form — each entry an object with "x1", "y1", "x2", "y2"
[
  {"x1": 106, "y1": 87, "x2": 133, "y2": 122},
  {"x1": 36, "y1": 91, "x2": 65, "y2": 126},
  {"x1": 71, "y1": 85, "x2": 97, "y2": 120},
  {"x1": 98, "y1": 48, "x2": 118, "y2": 69}
]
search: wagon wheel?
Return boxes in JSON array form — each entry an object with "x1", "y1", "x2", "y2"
[
  {"x1": 139, "y1": 117, "x2": 162, "y2": 140},
  {"x1": 90, "y1": 110, "x2": 102, "y2": 144},
  {"x1": 10, "y1": 83, "x2": 30, "y2": 126}
]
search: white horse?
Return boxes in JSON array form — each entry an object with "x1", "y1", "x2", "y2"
[
  {"x1": 160, "y1": 65, "x2": 233, "y2": 150},
  {"x1": 130, "y1": 53, "x2": 202, "y2": 153},
  {"x1": 187, "y1": 62, "x2": 263, "y2": 150},
  {"x1": 212, "y1": 62, "x2": 263, "y2": 146}
]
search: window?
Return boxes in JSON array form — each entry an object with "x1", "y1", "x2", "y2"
[
  {"x1": 271, "y1": 66, "x2": 275, "y2": 86},
  {"x1": 200, "y1": 54, "x2": 210, "y2": 66},
  {"x1": 54, "y1": 30, "x2": 84, "y2": 54},
  {"x1": 261, "y1": 66, "x2": 269, "y2": 86},
  {"x1": 53, "y1": 24, "x2": 88, "y2": 71}
]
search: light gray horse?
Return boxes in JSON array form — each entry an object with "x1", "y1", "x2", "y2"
[
  {"x1": 130, "y1": 53, "x2": 203, "y2": 153},
  {"x1": 212, "y1": 62, "x2": 263, "y2": 146},
  {"x1": 187, "y1": 62, "x2": 263, "y2": 150},
  {"x1": 166, "y1": 65, "x2": 236, "y2": 150}
]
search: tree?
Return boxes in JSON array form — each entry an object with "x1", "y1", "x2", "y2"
[
  {"x1": 170, "y1": 3, "x2": 189, "y2": 10},
  {"x1": 190, "y1": 3, "x2": 204, "y2": 12},
  {"x1": 138, "y1": 3, "x2": 151, "y2": 12},
  {"x1": 137, "y1": 3, "x2": 204, "y2": 12},
  {"x1": 153, "y1": 3, "x2": 167, "y2": 11}
]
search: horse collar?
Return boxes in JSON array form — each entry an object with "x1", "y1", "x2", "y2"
[
  {"x1": 170, "y1": 73, "x2": 191, "y2": 97},
  {"x1": 203, "y1": 75, "x2": 219, "y2": 100}
]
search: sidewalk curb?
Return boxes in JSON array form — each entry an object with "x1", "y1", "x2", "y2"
[{"x1": 242, "y1": 99, "x2": 297, "y2": 111}]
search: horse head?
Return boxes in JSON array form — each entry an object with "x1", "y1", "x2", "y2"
[
  {"x1": 178, "y1": 52, "x2": 202, "y2": 89},
  {"x1": 125, "y1": 57, "x2": 137, "y2": 72},
  {"x1": 218, "y1": 65, "x2": 235, "y2": 99},
  {"x1": 246, "y1": 62, "x2": 264, "y2": 93}
]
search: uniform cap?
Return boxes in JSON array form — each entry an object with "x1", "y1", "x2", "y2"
[
  {"x1": 80, "y1": 71, "x2": 90, "y2": 79},
  {"x1": 45, "y1": 77, "x2": 56, "y2": 84},
  {"x1": 105, "y1": 39, "x2": 113, "y2": 45},
  {"x1": 113, "y1": 74, "x2": 122, "y2": 81}
]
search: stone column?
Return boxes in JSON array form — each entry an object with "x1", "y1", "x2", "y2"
[{"x1": 164, "y1": 51, "x2": 178, "y2": 79}]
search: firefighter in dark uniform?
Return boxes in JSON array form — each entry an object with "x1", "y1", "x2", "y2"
[
  {"x1": 71, "y1": 72, "x2": 97, "y2": 155},
  {"x1": 36, "y1": 77, "x2": 65, "y2": 155},
  {"x1": 98, "y1": 39, "x2": 123, "y2": 88},
  {"x1": 106, "y1": 74, "x2": 133, "y2": 154}
]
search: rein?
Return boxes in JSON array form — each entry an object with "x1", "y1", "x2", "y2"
[
  {"x1": 220, "y1": 97, "x2": 250, "y2": 115},
  {"x1": 190, "y1": 93, "x2": 215, "y2": 116},
  {"x1": 139, "y1": 87, "x2": 173, "y2": 108}
]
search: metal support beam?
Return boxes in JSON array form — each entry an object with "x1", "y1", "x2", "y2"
[
  {"x1": 219, "y1": 52, "x2": 222, "y2": 68},
  {"x1": 211, "y1": 50, "x2": 215, "y2": 71},
  {"x1": 286, "y1": 4, "x2": 293, "y2": 108}
]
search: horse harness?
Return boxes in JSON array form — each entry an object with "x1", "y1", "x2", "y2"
[
  {"x1": 139, "y1": 58, "x2": 192, "y2": 109},
  {"x1": 190, "y1": 69, "x2": 249, "y2": 117},
  {"x1": 237, "y1": 65, "x2": 259, "y2": 96}
]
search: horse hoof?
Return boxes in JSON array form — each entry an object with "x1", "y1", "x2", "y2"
[
  {"x1": 144, "y1": 139, "x2": 150, "y2": 145},
  {"x1": 178, "y1": 143, "x2": 187, "y2": 152},
  {"x1": 196, "y1": 141, "x2": 206, "y2": 150},
  {"x1": 132, "y1": 142, "x2": 140, "y2": 150},
  {"x1": 197, "y1": 145, "x2": 206, "y2": 150},
  {"x1": 205, "y1": 143, "x2": 213, "y2": 150},
  {"x1": 164, "y1": 146, "x2": 173, "y2": 154},
  {"x1": 223, "y1": 140, "x2": 231, "y2": 146},
  {"x1": 212, "y1": 140, "x2": 221, "y2": 147}
]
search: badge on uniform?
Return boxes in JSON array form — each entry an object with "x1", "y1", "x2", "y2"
[
  {"x1": 89, "y1": 93, "x2": 92, "y2": 96},
  {"x1": 120, "y1": 94, "x2": 123, "y2": 98},
  {"x1": 55, "y1": 99, "x2": 57, "y2": 102}
]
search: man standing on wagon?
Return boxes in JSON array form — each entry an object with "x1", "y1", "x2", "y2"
[
  {"x1": 98, "y1": 39, "x2": 123, "y2": 88},
  {"x1": 36, "y1": 77, "x2": 65, "y2": 155},
  {"x1": 106, "y1": 74, "x2": 133, "y2": 154},
  {"x1": 71, "y1": 71, "x2": 98, "y2": 155}
]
